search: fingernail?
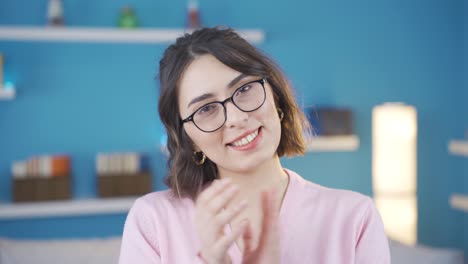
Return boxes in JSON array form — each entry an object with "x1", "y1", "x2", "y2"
[
  {"x1": 228, "y1": 185, "x2": 239, "y2": 193},
  {"x1": 240, "y1": 218, "x2": 249, "y2": 226},
  {"x1": 238, "y1": 199, "x2": 248, "y2": 207},
  {"x1": 219, "y1": 177, "x2": 232, "y2": 185}
]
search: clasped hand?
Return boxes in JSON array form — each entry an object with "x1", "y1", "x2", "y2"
[{"x1": 194, "y1": 178, "x2": 280, "y2": 264}]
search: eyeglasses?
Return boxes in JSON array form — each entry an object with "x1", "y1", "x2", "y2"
[{"x1": 181, "y1": 78, "x2": 267, "y2": 133}]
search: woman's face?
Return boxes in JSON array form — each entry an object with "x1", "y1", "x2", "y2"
[{"x1": 178, "y1": 54, "x2": 282, "y2": 174}]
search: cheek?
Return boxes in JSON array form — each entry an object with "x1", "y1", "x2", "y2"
[
  {"x1": 261, "y1": 94, "x2": 280, "y2": 122},
  {"x1": 184, "y1": 126, "x2": 202, "y2": 150},
  {"x1": 263, "y1": 87, "x2": 278, "y2": 114},
  {"x1": 260, "y1": 97, "x2": 282, "y2": 137},
  {"x1": 184, "y1": 125, "x2": 220, "y2": 152}
]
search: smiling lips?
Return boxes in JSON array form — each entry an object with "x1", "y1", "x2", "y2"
[{"x1": 231, "y1": 129, "x2": 260, "y2": 147}]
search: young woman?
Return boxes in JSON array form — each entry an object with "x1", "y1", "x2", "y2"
[{"x1": 119, "y1": 27, "x2": 391, "y2": 264}]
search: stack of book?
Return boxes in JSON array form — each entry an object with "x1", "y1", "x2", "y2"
[
  {"x1": 11, "y1": 155, "x2": 72, "y2": 202},
  {"x1": 96, "y1": 152, "x2": 151, "y2": 197}
]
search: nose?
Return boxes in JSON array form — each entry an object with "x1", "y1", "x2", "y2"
[{"x1": 224, "y1": 101, "x2": 249, "y2": 129}]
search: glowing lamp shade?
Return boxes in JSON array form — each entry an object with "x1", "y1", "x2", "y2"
[{"x1": 372, "y1": 103, "x2": 417, "y2": 245}]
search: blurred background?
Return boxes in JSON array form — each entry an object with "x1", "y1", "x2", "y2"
[{"x1": 0, "y1": 0, "x2": 467, "y2": 263}]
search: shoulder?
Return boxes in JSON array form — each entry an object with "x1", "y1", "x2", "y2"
[
  {"x1": 282, "y1": 169, "x2": 390, "y2": 260},
  {"x1": 129, "y1": 189, "x2": 195, "y2": 222},
  {"x1": 285, "y1": 168, "x2": 374, "y2": 216},
  {"x1": 135, "y1": 189, "x2": 188, "y2": 207}
]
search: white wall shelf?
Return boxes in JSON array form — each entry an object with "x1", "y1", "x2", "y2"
[
  {"x1": 0, "y1": 197, "x2": 137, "y2": 220},
  {"x1": 307, "y1": 135, "x2": 360, "y2": 152},
  {"x1": 450, "y1": 194, "x2": 468, "y2": 212},
  {"x1": 0, "y1": 88, "x2": 15, "y2": 100},
  {"x1": 0, "y1": 26, "x2": 265, "y2": 44},
  {"x1": 448, "y1": 140, "x2": 468, "y2": 157}
]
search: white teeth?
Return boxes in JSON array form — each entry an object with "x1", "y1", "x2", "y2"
[{"x1": 232, "y1": 130, "x2": 259, "y2": 147}]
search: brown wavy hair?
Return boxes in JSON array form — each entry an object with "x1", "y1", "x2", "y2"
[{"x1": 158, "y1": 27, "x2": 311, "y2": 200}]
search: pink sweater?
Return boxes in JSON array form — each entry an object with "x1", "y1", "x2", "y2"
[{"x1": 119, "y1": 169, "x2": 391, "y2": 263}]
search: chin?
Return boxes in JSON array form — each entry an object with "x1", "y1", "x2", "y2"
[{"x1": 225, "y1": 152, "x2": 275, "y2": 174}]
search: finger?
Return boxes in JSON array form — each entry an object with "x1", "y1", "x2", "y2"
[
  {"x1": 213, "y1": 220, "x2": 248, "y2": 254},
  {"x1": 205, "y1": 184, "x2": 240, "y2": 214},
  {"x1": 197, "y1": 178, "x2": 232, "y2": 206},
  {"x1": 206, "y1": 198, "x2": 247, "y2": 244},
  {"x1": 242, "y1": 220, "x2": 253, "y2": 254},
  {"x1": 215, "y1": 199, "x2": 248, "y2": 227},
  {"x1": 258, "y1": 189, "x2": 279, "y2": 246},
  {"x1": 199, "y1": 196, "x2": 246, "y2": 247},
  {"x1": 261, "y1": 189, "x2": 277, "y2": 223},
  {"x1": 195, "y1": 180, "x2": 233, "y2": 242}
]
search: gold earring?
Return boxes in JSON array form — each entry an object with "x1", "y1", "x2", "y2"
[
  {"x1": 277, "y1": 108, "x2": 284, "y2": 121},
  {"x1": 193, "y1": 151, "x2": 206, "y2": 165}
]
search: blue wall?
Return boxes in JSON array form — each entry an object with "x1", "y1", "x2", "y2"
[
  {"x1": 0, "y1": 0, "x2": 465, "y2": 249},
  {"x1": 461, "y1": 1, "x2": 468, "y2": 258}
]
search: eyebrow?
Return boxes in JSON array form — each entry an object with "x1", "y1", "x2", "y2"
[
  {"x1": 186, "y1": 73, "x2": 248, "y2": 109},
  {"x1": 227, "y1": 73, "x2": 248, "y2": 89}
]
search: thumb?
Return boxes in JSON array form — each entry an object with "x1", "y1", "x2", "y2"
[
  {"x1": 258, "y1": 188, "x2": 279, "y2": 246},
  {"x1": 242, "y1": 219, "x2": 253, "y2": 254}
]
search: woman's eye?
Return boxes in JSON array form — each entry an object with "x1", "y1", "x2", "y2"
[
  {"x1": 198, "y1": 104, "x2": 216, "y2": 115},
  {"x1": 238, "y1": 84, "x2": 252, "y2": 94}
]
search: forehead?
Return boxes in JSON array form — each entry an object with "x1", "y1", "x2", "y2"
[{"x1": 178, "y1": 55, "x2": 241, "y2": 109}]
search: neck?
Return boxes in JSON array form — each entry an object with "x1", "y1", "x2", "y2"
[
  {"x1": 217, "y1": 155, "x2": 288, "y2": 251},
  {"x1": 218, "y1": 155, "x2": 288, "y2": 199}
]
